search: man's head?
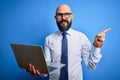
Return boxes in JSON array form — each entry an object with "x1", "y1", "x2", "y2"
[{"x1": 55, "y1": 4, "x2": 73, "y2": 32}]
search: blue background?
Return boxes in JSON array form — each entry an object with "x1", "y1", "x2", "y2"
[{"x1": 0, "y1": 0, "x2": 120, "y2": 80}]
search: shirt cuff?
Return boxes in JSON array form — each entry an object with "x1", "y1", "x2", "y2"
[
  {"x1": 93, "y1": 48, "x2": 101, "y2": 57},
  {"x1": 92, "y1": 48, "x2": 102, "y2": 63}
]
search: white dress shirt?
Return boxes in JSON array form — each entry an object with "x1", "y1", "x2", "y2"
[{"x1": 44, "y1": 28, "x2": 102, "y2": 80}]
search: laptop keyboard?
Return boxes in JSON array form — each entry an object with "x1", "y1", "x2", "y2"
[{"x1": 47, "y1": 66, "x2": 57, "y2": 72}]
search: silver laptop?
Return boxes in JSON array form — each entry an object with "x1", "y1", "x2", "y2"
[{"x1": 11, "y1": 43, "x2": 65, "y2": 76}]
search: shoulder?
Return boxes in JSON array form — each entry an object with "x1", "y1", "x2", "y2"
[
  {"x1": 46, "y1": 31, "x2": 60, "y2": 38},
  {"x1": 45, "y1": 31, "x2": 61, "y2": 41},
  {"x1": 71, "y1": 28, "x2": 91, "y2": 45}
]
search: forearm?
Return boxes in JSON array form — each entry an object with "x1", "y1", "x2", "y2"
[{"x1": 87, "y1": 48, "x2": 102, "y2": 70}]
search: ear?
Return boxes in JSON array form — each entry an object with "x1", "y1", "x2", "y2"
[
  {"x1": 71, "y1": 14, "x2": 74, "y2": 19},
  {"x1": 54, "y1": 15, "x2": 57, "y2": 19}
]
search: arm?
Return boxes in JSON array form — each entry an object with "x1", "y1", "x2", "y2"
[
  {"x1": 81, "y1": 37, "x2": 102, "y2": 70},
  {"x1": 44, "y1": 37, "x2": 52, "y2": 62},
  {"x1": 82, "y1": 28, "x2": 111, "y2": 70}
]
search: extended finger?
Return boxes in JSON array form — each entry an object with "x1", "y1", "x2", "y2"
[
  {"x1": 100, "y1": 28, "x2": 111, "y2": 34},
  {"x1": 98, "y1": 33, "x2": 106, "y2": 37}
]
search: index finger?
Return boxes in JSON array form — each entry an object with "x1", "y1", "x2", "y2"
[{"x1": 100, "y1": 28, "x2": 111, "y2": 34}]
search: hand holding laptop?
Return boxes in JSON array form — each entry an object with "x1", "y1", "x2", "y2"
[{"x1": 26, "y1": 63, "x2": 40, "y2": 76}]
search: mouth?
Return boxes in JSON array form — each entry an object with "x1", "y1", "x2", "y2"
[
  {"x1": 62, "y1": 21, "x2": 67, "y2": 24},
  {"x1": 61, "y1": 22, "x2": 67, "y2": 26},
  {"x1": 59, "y1": 19, "x2": 68, "y2": 23},
  {"x1": 60, "y1": 20, "x2": 68, "y2": 24}
]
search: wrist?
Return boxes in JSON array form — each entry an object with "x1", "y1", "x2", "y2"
[{"x1": 93, "y1": 42, "x2": 102, "y2": 48}]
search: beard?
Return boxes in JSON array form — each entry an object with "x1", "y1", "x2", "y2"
[{"x1": 56, "y1": 19, "x2": 72, "y2": 32}]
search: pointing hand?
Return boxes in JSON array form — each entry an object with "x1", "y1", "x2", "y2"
[{"x1": 93, "y1": 28, "x2": 111, "y2": 48}]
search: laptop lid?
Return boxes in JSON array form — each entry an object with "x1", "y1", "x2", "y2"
[{"x1": 11, "y1": 43, "x2": 51, "y2": 74}]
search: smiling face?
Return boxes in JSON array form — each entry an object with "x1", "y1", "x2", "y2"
[{"x1": 55, "y1": 4, "x2": 73, "y2": 32}]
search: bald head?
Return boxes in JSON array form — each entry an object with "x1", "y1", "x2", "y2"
[{"x1": 56, "y1": 4, "x2": 72, "y2": 14}]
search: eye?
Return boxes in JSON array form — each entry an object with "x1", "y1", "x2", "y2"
[
  {"x1": 56, "y1": 13, "x2": 72, "y2": 19},
  {"x1": 65, "y1": 13, "x2": 72, "y2": 15},
  {"x1": 56, "y1": 13, "x2": 62, "y2": 16}
]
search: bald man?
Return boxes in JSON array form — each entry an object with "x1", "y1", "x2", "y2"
[{"x1": 27, "y1": 4, "x2": 111, "y2": 80}]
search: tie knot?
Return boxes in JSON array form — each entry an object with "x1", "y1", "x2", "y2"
[{"x1": 62, "y1": 32, "x2": 67, "y2": 38}]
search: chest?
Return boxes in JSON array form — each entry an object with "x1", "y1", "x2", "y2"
[{"x1": 49, "y1": 35, "x2": 83, "y2": 62}]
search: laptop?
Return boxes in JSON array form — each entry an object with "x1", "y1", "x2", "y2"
[{"x1": 11, "y1": 43, "x2": 65, "y2": 76}]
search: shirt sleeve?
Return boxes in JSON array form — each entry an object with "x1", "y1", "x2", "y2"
[
  {"x1": 44, "y1": 37, "x2": 51, "y2": 62},
  {"x1": 81, "y1": 35, "x2": 102, "y2": 70}
]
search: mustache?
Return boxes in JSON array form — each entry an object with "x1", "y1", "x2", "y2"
[{"x1": 59, "y1": 19, "x2": 68, "y2": 23}]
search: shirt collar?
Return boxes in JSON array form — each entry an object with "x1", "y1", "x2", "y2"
[
  {"x1": 66, "y1": 28, "x2": 72, "y2": 36},
  {"x1": 58, "y1": 28, "x2": 72, "y2": 36}
]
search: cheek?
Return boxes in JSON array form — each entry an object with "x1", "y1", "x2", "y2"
[
  {"x1": 68, "y1": 18, "x2": 72, "y2": 22},
  {"x1": 56, "y1": 18, "x2": 61, "y2": 22}
]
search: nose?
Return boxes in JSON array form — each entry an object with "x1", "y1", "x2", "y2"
[{"x1": 62, "y1": 14, "x2": 66, "y2": 19}]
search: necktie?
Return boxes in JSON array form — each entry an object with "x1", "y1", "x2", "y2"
[{"x1": 60, "y1": 32, "x2": 68, "y2": 80}]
